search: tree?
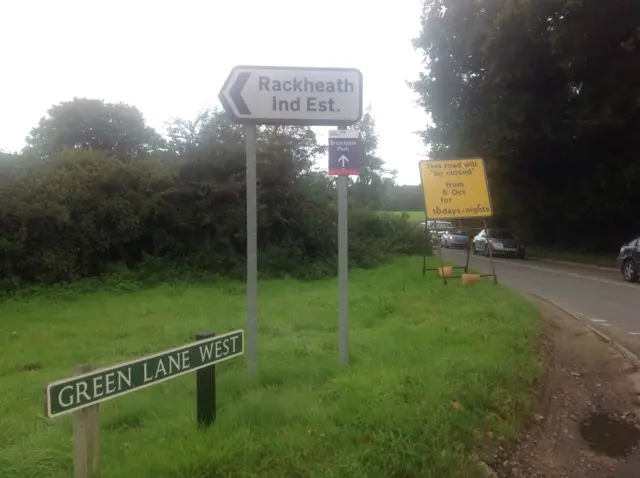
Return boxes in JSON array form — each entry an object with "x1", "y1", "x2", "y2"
[
  {"x1": 0, "y1": 150, "x2": 19, "y2": 182},
  {"x1": 412, "y1": 0, "x2": 640, "y2": 251},
  {"x1": 166, "y1": 108, "x2": 323, "y2": 171},
  {"x1": 1, "y1": 101, "x2": 424, "y2": 291},
  {"x1": 165, "y1": 109, "x2": 214, "y2": 157},
  {"x1": 384, "y1": 185, "x2": 424, "y2": 212},
  {"x1": 25, "y1": 98, "x2": 165, "y2": 159},
  {"x1": 347, "y1": 107, "x2": 395, "y2": 207}
]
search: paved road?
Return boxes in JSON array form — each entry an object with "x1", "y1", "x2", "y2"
[{"x1": 437, "y1": 247, "x2": 640, "y2": 355}]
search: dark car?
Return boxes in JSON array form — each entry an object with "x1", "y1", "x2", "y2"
[
  {"x1": 472, "y1": 228, "x2": 526, "y2": 259},
  {"x1": 617, "y1": 237, "x2": 640, "y2": 282},
  {"x1": 440, "y1": 229, "x2": 469, "y2": 249}
]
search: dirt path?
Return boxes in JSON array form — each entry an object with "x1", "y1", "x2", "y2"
[{"x1": 483, "y1": 295, "x2": 640, "y2": 477}]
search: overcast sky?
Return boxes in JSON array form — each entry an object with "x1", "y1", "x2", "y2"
[{"x1": 0, "y1": 0, "x2": 429, "y2": 185}]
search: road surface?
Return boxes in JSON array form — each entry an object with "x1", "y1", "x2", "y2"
[{"x1": 437, "y1": 247, "x2": 640, "y2": 355}]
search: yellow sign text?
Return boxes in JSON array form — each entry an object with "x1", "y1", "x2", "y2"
[{"x1": 419, "y1": 158, "x2": 492, "y2": 219}]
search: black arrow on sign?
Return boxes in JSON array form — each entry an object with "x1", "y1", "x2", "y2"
[{"x1": 230, "y1": 72, "x2": 251, "y2": 115}]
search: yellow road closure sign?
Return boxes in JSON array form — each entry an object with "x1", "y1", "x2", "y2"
[{"x1": 419, "y1": 158, "x2": 492, "y2": 219}]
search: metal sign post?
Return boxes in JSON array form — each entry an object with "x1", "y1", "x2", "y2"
[
  {"x1": 219, "y1": 65, "x2": 364, "y2": 372},
  {"x1": 328, "y1": 129, "x2": 362, "y2": 364},
  {"x1": 338, "y1": 173, "x2": 348, "y2": 364},
  {"x1": 244, "y1": 124, "x2": 258, "y2": 375},
  {"x1": 483, "y1": 219, "x2": 499, "y2": 284},
  {"x1": 435, "y1": 221, "x2": 448, "y2": 285}
]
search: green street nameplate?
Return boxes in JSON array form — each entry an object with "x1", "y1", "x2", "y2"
[{"x1": 45, "y1": 329, "x2": 244, "y2": 418}]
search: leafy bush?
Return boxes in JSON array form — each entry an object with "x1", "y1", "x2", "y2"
[{"x1": 0, "y1": 107, "x2": 425, "y2": 293}]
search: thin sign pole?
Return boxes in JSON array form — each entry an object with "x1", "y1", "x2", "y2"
[
  {"x1": 461, "y1": 220, "x2": 471, "y2": 274},
  {"x1": 422, "y1": 233, "x2": 427, "y2": 277},
  {"x1": 464, "y1": 228, "x2": 471, "y2": 273},
  {"x1": 419, "y1": 167, "x2": 428, "y2": 276},
  {"x1": 436, "y1": 221, "x2": 447, "y2": 285},
  {"x1": 337, "y1": 127, "x2": 349, "y2": 365},
  {"x1": 483, "y1": 219, "x2": 499, "y2": 284},
  {"x1": 245, "y1": 124, "x2": 258, "y2": 375}
]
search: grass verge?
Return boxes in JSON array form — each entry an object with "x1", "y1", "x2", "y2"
[
  {"x1": 528, "y1": 247, "x2": 617, "y2": 269},
  {"x1": 381, "y1": 210, "x2": 425, "y2": 223},
  {"x1": 0, "y1": 256, "x2": 539, "y2": 478}
]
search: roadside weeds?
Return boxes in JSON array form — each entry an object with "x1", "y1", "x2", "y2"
[{"x1": 0, "y1": 257, "x2": 539, "y2": 478}]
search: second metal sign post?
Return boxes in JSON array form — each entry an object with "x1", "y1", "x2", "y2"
[
  {"x1": 218, "y1": 65, "x2": 363, "y2": 372},
  {"x1": 328, "y1": 129, "x2": 362, "y2": 364}
]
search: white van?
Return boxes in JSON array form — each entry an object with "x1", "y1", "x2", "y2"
[
  {"x1": 426, "y1": 220, "x2": 453, "y2": 231},
  {"x1": 419, "y1": 220, "x2": 453, "y2": 244}
]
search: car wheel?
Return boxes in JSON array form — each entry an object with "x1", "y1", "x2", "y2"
[{"x1": 622, "y1": 259, "x2": 639, "y2": 283}]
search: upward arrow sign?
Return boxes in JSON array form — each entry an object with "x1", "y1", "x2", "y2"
[{"x1": 338, "y1": 155, "x2": 349, "y2": 168}]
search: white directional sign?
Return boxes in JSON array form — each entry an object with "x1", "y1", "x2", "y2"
[{"x1": 218, "y1": 65, "x2": 363, "y2": 126}]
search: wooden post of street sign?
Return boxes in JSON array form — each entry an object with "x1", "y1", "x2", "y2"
[
  {"x1": 195, "y1": 331, "x2": 216, "y2": 428},
  {"x1": 73, "y1": 364, "x2": 100, "y2": 478}
]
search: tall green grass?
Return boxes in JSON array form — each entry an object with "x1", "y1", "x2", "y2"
[{"x1": 0, "y1": 257, "x2": 539, "y2": 477}]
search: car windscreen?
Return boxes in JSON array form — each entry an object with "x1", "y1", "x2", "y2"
[
  {"x1": 429, "y1": 222, "x2": 452, "y2": 230},
  {"x1": 448, "y1": 230, "x2": 467, "y2": 236},
  {"x1": 489, "y1": 230, "x2": 515, "y2": 240}
]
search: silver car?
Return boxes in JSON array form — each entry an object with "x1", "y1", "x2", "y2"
[
  {"x1": 472, "y1": 228, "x2": 526, "y2": 259},
  {"x1": 440, "y1": 229, "x2": 470, "y2": 249}
]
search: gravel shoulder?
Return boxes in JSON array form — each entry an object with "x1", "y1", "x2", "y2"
[{"x1": 483, "y1": 295, "x2": 640, "y2": 477}]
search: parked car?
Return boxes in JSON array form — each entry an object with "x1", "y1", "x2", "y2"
[
  {"x1": 427, "y1": 220, "x2": 453, "y2": 245},
  {"x1": 472, "y1": 228, "x2": 526, "y2": 259},
  {"x1": 617, "y1": 236, "x2": 640, "y2": 282},
  {"x1": 417, "y1": 220, "x2": 453, "y2": 245},
  {"x1": 440, "y1": 228, "x2": 469, "y2": 249}
]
